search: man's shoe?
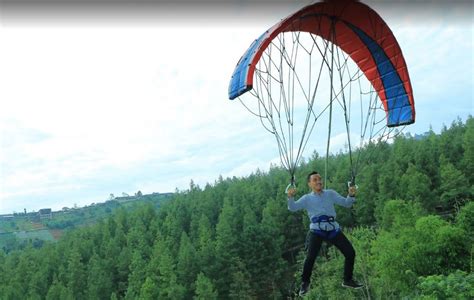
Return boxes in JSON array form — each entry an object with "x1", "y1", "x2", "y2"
[
  {"x1": 299, "y1": 281, "x2": 310, "y2": 296},
  {"x1": 342, "y1": 279, "x2": 363, "y2": 289}
]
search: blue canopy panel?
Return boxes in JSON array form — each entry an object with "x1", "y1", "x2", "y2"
[
  {"x1": 228, "y1": 32, "x2": 267, "y2": 100},
  {"x1": 346, "y1": 23, "x2": 414, "y2": 127}
]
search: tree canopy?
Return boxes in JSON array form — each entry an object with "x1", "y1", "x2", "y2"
[{"x1": 0, "y1": 117, "x2": 472, "y2": 299}]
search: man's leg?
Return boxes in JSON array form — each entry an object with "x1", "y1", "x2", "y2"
[
  {"x1": 330, "y1": 231, "x2": 355, "y2": 281},
  {"x1": 302, "y1": 231, "x2": 323, "y2": 283}
]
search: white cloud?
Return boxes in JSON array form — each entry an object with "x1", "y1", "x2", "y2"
[{"x1": 0, "y1": 3, "x2": 472, "y2": 213}]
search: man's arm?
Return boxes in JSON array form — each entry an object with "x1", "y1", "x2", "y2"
[
  {"x1": 330, "y1": 189, "x2": 356, "y2": 208},
  {"x1": 287, "y1": 188, "x2": 306, "y2": 211}
]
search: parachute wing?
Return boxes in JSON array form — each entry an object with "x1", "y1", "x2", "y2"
[{"x1": 228, "y1": 0, "x2": 415, "y2": 127}]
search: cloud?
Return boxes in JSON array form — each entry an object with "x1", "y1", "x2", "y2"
[{"x1": 0, "y1": 1, "x2": 472, "y2": 213}]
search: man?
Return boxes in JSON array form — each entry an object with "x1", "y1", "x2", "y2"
[{"x1": 287, "y1": 171, "x2": 363, "y2": 296}]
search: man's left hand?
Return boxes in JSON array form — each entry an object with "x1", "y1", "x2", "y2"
[{"x1": 348, "y1": 186, "x2": 357, "y2": 197}]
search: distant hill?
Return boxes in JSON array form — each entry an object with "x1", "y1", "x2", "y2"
[{"x1": 0, "y1": 192, "x2": 173, "y2": 252}]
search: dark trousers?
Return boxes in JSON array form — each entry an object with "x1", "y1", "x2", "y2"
[{"x1": 302, "y1": 230, "x2": 355, "y2": 283}]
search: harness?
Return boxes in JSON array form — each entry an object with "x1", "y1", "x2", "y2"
[{"x1": 310, "y1": 215, "x2": 340, "y2": 239}]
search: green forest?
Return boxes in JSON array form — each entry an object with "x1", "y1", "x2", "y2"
[
  {"x1": 0, "y1": 117, "x2": 473, "y2": 299},
  {"x1": 0, "y1": 193, "x2": 171, "y2": 253}
]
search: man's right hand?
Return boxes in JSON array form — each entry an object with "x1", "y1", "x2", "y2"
[{"x1": 287, "y1": 188, "x2": 297, "y2": 198}]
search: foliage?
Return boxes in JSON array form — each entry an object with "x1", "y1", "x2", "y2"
[
  {"x1": 370, "y1": 209, "x2": 470, "y2": 298},
  {"x1": 0, "y1": 117, "x2": 472, "y2": 299},
  {"x1": 415, "y1": 270, "x2": 474, "y2": 300}
]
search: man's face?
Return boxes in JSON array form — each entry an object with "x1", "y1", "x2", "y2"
[{"x1": 308, "y1": 174, "x2": 323, "y2": 192}]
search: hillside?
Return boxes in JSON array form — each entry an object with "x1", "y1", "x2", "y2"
[
  {"x1": 0, "y1": 193, "x2": 172, "y2": 253},
  {"x1": 0, "y1": 117, "x2": 472, "y2": 299}
]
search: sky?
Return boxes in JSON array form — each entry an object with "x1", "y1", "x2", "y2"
[{"x1": 0, "y1": 0, "x2": 472, "y2": 214}]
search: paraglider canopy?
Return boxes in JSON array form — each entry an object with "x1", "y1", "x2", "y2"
[
  {"x1": 228, "y1": 0, "x2": 415, "y2": 186},
  {"x1": 229, "y1": 0, "x2": 415, "y2": 127}
]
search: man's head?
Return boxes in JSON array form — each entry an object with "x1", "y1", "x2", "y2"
[{"x1": 307, "y1": 171, "x2": 323, "y2": 193}]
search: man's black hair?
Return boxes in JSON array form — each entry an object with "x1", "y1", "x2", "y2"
[{"x1": 307, "y1": 171, "x2": 320, "y2": 182}]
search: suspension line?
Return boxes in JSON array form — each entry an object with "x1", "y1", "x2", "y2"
[{"x1": 325, "y1": 20, "x2": 336, "y2": 189}]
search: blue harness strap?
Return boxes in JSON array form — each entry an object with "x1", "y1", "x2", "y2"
[{"x1": 311, "y1": 215, "x2": 340, "y2": 239}]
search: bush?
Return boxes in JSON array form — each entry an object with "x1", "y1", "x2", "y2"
[{"x1": 415, "y1": 270, "x2": 474, "y2": 300}]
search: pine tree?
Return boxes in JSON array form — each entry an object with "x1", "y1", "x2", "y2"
[
  {"x1": 439, "y1": 159, "x2": 470, "y2": 210},
  {"x1": 461, "y1": 116, "x2": 474, "y2": 184},
  {"x1": 125, "y1": 250, "x2": 147, "y2": 299},
  {"x1": 66, "y1": 248, "x2": 87, "y2": 299},
  {"x1": 195, "y1": 214, "x2": 216, "y2": 280},
  {"x1": 86, "y1": 252, "x2": 113, "y2": 300},
  {"x1": 46, "y1": 277, "x2": 74, "y2": 300},
  {"x1": 148, "y1": 237, "x2": 185, "y2": 299},
  {"x1": 139, "y1": 276, "x2": 159, "y2": 299},
  {"x1": 177, "y1": 232, "x2": 198, "y2": 297},
  {"x1": 194, "y1": 273, "x2": 218, "y2": 300},
  {"x1": 229, "y1": 259, "x2": 254, "y2": 299},
  {"x1": 214, "y1": 197, "x2": 239, "y2": 297},
  {"x1": 116, "y1": 246, "x2": 132, "y2": 296},
  {"x1": 400, "y1": 163, "x2": 433, "y2": 210}
]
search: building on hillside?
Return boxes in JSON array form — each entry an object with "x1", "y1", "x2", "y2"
[
  {"x1": 38, "y1": 208, "x2": 53, "y2": 220},
  {"x1": 0, "y1": 214, "x2": 14, "y2": 220}
]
